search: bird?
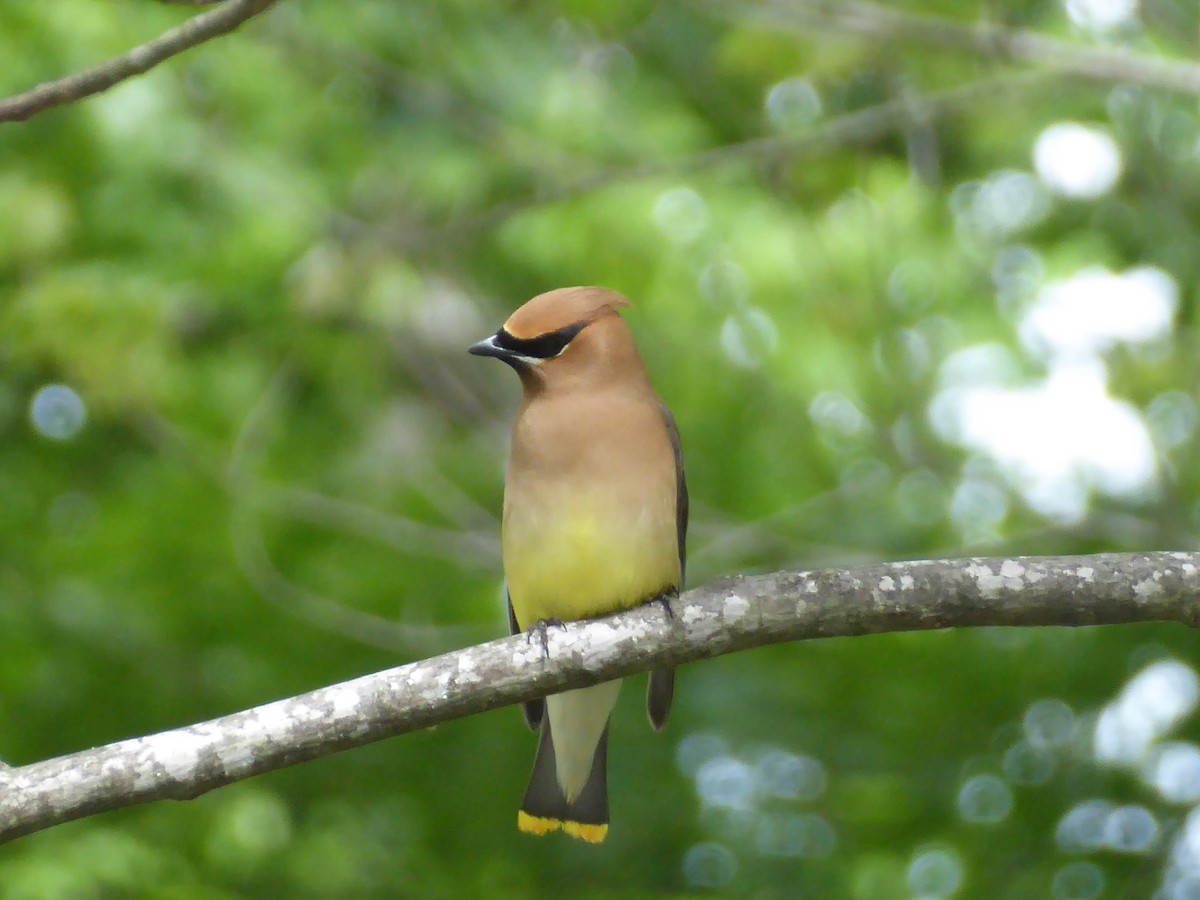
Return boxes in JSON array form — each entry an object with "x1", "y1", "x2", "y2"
[{"x1": 469, "y1": 286, "x2": 687, "y2": 844}]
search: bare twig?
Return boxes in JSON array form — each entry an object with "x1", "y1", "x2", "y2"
[
  {"x1": 133, "y1": 374, "x2": 494, "y2": 653},
  {"x1": 434, "y1": 70, "x2": 1048, "y2": 243},
  {"x1": 0, "y1": 0, "x2": 282, "y2": 123},
  {"x1": 425, "y1": 2, "x2": 1200, "y2": 245},
  {"x1": 742, "y1": 0, "x2": 1200, "y2": 97},
  {"x1": 430, "y1": 1, "x2": 1200, "y2": 243},
  {"x1": 222, "y1": 363, "x2": 490, "y2": 652},
  {"x1": 228, "y1": 504, "x2": 487, "y2": 654},
  {"x1": 257, "y1": 485, "x2": 500, "y2": 564},
  {"x1": 3, "y1": 551, "x2": 1199, "y2": 844}
]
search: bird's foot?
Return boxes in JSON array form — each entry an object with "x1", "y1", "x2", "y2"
[
  {"x1": 654, "y1": 589, "x2": 678, "y2": 622},
  {"x1": 527, "y1": 618, "x2": 566, "y2": 658}
]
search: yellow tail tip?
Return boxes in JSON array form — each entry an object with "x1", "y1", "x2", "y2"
[
  {"x1": 517, "y1": 812, "x2": 608, "y2": 844},
  {"x1": 517, "y1": 812, "x2": 561, "y2": 836},
  {"x1": 562, "y1": 821, "x2": 608, "y2": 843}
]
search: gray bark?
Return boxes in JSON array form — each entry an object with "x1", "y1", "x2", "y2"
[{"x1": 2, "y1": 551, "x2": 1198, "y2": 844}]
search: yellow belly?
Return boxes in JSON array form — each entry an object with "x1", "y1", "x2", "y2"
[{"x1": 504, "y1": 502, "x2": 678, "y2": 628}]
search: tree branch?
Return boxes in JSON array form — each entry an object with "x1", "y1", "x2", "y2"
[
  {"x1": 3, "y1": 551, "x2": 1199, "y2": 844},
  {"x1": 434, "y1": 70, "x2": 1046, "y2": 244},
  {"x1": 743, "y1": 0, "x2": 1200, "y2": 97},
  {"x1": 0, "y1": 0, "x2": 282, "y2": 124}
]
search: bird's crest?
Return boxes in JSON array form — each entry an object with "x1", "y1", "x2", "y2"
[{"x1": 504, "y1": 287, "x2": 630, "y2": 340}]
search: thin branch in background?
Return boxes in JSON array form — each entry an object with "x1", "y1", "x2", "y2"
[
  {"x1": 742, "y1": 0, "x2": 1200, "y2": 96},
  {"x1": 0, "y1": 0, "x2": 282, "y2": 123},
  {"x1": 258, "y1": 485, "x2": 500, "y2": 566},
  {"x1": 410, "y1": 467, "x2": 501, "y2": 533},
  {"x1": 690, "y1": 490, "x2": 856, "y2": 573},
  {"x1": 3, "y1": 551, "x2": 1199, "y2": 844},
  {"x1": 222, "y1": 358, "x2": 498, "y2": 566},
  {"x1": 131, "y1": 408, "x2": 230, "y2": 488},
  {"x1": 229, "y1": 505, "x2": 486, "y2": 654},
  {"x1": 389, "y1": 332, "x2": 504, "y2": 423},
  {"x1": 135, "y1": 370, "x2": 497, "y2": 652},
  {"x1": 225, "y1": 361, "x2": 298, "y2": 490},
  {"x1": 224, "y1": 363, "x2": 493, "y2": 652},
  {"x1": 433, "y1": 70, "x2": 1051, "y2": 244},
  {"x1": 427, "y1": 3, "x2": 1200, "y2": 245}
]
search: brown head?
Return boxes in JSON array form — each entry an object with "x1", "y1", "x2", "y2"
[{"x1": 469, "y1": 287, "x2": 648, "y2": 393}]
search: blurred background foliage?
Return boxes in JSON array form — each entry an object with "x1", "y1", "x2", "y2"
[{"x1": 3, "y1": 0, "x2": 1200, "y2": 897}]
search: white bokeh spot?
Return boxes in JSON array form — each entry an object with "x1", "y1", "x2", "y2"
[
  {"x1": 1065, "y1": 0, "x2": 1139, "y2": 33},
  {"x1": 1094, "y1": 660, "x2": 1199, "y2": 766},
  {"x1": 1034, "y1": 123, "x2": 1122, "y2": 200},
  {"x1": 930, "y1": 263, "x2": 1175, "y2": 524},
  {"x1": 1021, "y1": 266, "x2": 1177, "y2": 359},
  {"x1": 931, "y1": 356, "x2": 1156, "y2": 523}
]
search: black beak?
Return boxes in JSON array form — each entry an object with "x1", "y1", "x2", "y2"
[
  {"x1": 468, "y1": 333, "x2": 506, "y2": 359},
  {"x1": 469, "y1": 332, "x2": 528, "y2": 371}
]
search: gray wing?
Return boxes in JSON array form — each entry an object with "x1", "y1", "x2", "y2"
[
  {"x1": 509, "y1": 589, "x2": 545, "y2": 730},
  {"x1": 647, "y1": 400, "x2": 687, "y2": 731}
]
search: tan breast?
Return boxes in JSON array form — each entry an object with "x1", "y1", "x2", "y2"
[{"x1": 502, "y1": 385, "x2": 680, "y2": 627}]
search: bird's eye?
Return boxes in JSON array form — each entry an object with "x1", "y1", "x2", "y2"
[{"x1": 495, "y1": 322, "x2": 587, "y2": 359}]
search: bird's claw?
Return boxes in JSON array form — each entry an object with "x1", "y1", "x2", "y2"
[
  {"x1": 526, "y1": 617, "x2": 566, "y2": 658},
  {"x1": 655, "y1": 589, "x2": 677, "y2": 622}
]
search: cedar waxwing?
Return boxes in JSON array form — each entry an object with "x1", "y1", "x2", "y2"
[{"x1": 470, "y1": 286, "x2": 688, "y2": 844}]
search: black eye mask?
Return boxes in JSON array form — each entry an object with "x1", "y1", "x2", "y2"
[{"x1": 494, "y1": 321, "x2": 588, "y2": 360}]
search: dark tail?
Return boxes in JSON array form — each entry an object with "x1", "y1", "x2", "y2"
[
  {"x1": 518, "y1": 720, "x2": 609, "y2": 843},
  {"x1": 647, "y1": 667, "x2": 674, "y2": 730}
]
